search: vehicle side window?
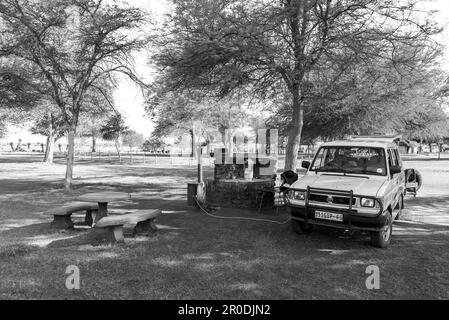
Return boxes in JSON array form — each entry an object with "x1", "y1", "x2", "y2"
[
  {"x1": 394, "y1": 149, "x2": 401, "y2": 167},
  {"x1": 392, "y1": 150, "x2": 399, "y2": 166},
  {"x1": 311, "y1": 148, "x2": 326, "y2": 171},
  {"x1": 388, "y1": 149, "x2": 398, "y2": 167}
]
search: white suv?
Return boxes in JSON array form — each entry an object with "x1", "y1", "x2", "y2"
[{"x1": 285, "y1": 136, "x2": 405, "y2": 248}]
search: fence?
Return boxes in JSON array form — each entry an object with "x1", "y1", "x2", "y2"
[{"x1": 74, "y1": 151, "x2": 216, "y2": 167}]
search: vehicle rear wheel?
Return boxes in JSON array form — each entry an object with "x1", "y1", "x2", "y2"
[
  {"x1": 291, "y1": 220, "x2": 313, "y2": 234},
  {"x1": 370, "y1": 212, "x2": 392, "y2": 248}
]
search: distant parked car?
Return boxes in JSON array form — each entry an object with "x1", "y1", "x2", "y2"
[{"x1": 421, "y1": 145, "x2": 430, "y2": 153}]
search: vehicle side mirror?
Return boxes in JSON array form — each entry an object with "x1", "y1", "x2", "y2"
[
  {"x1": 301, "y1": 161, "x2": 311, "y2": 170},
  {"x1": 390, "y1": 165, "x2": 401, "y2": 175}
]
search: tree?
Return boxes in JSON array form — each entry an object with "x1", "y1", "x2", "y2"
[
  {"x1": 0, "y1": 63, "x2": 41, "y2": 110},
  {"x1": 78, "y1": 84, "x2": 116, "y2": 153},
  {"x1": 100, "y1": 113, "x2": 129, "y2": 160},
  {"x1": 79, "y1": 113, "x2": 108, "y2": 153},
  {"x1": 267, "y1": 56, "x2": 448, "y2": 144},
  {"x1": 0, "y1": 0, "x2": 149, "y2": 188},
  {"x1": 0, "y1": 114, "x2": 6, "y2": 139},
  {"x1": 29, "y1": 81, "x2": 114, "y2": 162},
  {"x1": 29, "y1": 104, "x2": 67, "y2": 163},
  {"x1": 1, "y1": 62, "x2": 41, "y2": 137},
  {"x1": 147, "y1": 88, "x2": 257, "y2": 155},
  {"x1": 402, "y1": 104, "x2": 449, "y2": 146},
  {"x1": 142, "y1": 136, "x2": 166, "y2": 153},
  {"x1": 153, "y1": 0, "x2": 442, "y2": 171},
  {"x1": 122, "y1": 130, "x2": 145, "y2": 151}
]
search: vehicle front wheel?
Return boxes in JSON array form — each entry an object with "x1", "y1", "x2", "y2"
[
  {"x1": 370, "y1": 212, "x2": 392, "y2": 248},
  {"x1": 291, "y1": 220, "x2": 313, "y2": 234}
]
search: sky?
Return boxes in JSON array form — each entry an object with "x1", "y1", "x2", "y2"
[
  {"x1": 112, "y1": 0, "x2": 169, "y2": 139},
  {"x1": 2, "y1": 0, "x2": 449, "y2": 143}
]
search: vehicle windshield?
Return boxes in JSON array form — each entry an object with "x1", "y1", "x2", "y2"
[{"x1": 310, "y1": 146, "x2": 387, "y2": 176}]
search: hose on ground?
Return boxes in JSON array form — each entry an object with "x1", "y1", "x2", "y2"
[{"x1": 194, "y1": 196, "x2": 292, "y2": 225}]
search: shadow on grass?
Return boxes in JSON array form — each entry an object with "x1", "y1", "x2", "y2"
[
  {"x1": 1, "y1": 205, "x2": 449, "y2": 299},
  {"x1": 406, "y1": 195, "x2": 449, "y2": 208},
  {"x1": 403, "y1": 195, "x2": 449, "y2": 226},
  {"x1": 0, "y1": 179, "x2": 65, "y2": 194},
  {"x1": 0, "y1": 154, "x2": 47, "y2": 164}
]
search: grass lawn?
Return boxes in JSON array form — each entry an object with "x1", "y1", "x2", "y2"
[{"x1": 0, "y1": 154, "x2": 449, "y2": 299}]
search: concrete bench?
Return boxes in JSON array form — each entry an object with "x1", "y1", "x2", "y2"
[
  {"x1": 94, "y1": 209, "x2": 162, "y2": 243},
  {"x1": 45, "y1": 202, "x2": 99, "y2": 229}
]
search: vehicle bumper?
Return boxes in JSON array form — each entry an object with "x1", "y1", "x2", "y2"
[{"x1": 287, "y1": 205, "x2": 388, "y2": 232}]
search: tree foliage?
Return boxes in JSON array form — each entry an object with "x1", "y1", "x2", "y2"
[
  {"x1": 100, "y1": 113, "x2": 129, "y2": 159},
  {"x1": 122, "y1": 130, "x2": 145, "y2": 150},
  {"x1": 142, "y1": 136, "x2": 166, "y2": 152},
  {"x1": 267, "y1": 58, "x2": 449, "y2": 143},
  {"x1": 0, "y1": 63, "x2": 41, "y2": 110},
  {"x1": 146, "y1": 88, "x2": 257, "y2": 149},
  {"x1": 100, "y1": 113, "x2": 129, "y2": 141},
  {"x1": 152, "y1": 0, "x2": 443, "y2": 170},
  {"x1": 0, "y1": 0, "x2": 149, "y2": 187}
]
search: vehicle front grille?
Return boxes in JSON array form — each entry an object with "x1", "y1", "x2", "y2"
[{"x1": 309, "y1": 193, "x2": 356, "y2": 206}]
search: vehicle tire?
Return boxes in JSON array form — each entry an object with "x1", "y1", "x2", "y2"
[
  {"x1": 405, "y1": 169, "x2": 422, "y2": 192},
  {"x1": 291, "y1": 220, "x2": 313, "y2": 234},
  {"x1": 394, "y1": 194, "x2": 403, "y2": 221},
  {"x1": 370, "y1": 211, "x2": 392, "y2": 248}
]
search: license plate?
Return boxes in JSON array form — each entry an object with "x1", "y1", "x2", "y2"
[{"x1": 315, "y1": 211, "x2": 343, "y2": 222}]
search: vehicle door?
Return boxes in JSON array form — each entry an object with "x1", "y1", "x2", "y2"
[
  {"x1": 387, "y1": 148, "x2": 401, "y2": 213},
  {"x1": 393, "y1": 148, "x2": 405, "y2": 195}
]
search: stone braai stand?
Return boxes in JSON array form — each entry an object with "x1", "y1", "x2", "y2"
[{"x1": 203, "y1": 149, "x2": 278, "y2": 210}]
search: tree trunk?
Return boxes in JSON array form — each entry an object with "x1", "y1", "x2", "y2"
[
  {"x1": 15, "y1": 139, "x2": 22, "y2": 151},
  {"x1": 44, "y1": 131, "x2": 55, "y2": 163},
  {"x1": 219, "y1": 127, "x2": 226, "y2": 147},
  {"x1": 91, "y1": 135, "x2": 96, "y2": 153},
  {"x1": 190, "y1": 129, "x2": 195, "y2": 158},
  {"x1": 115, "y1": 139, "x2": 121, "y2": 161},
  {"x1": 64, "y1": 129, "x2": 75, "y2": 190},
  {"x1": 284, "y1": 89, "x2": 304, "y2": 171},
  {"x1": 226, "y1": 130, "x2": 234, "y2": 154},
  {"x1": 419, "y1": 137, "x2": 422, "y2": 153}
]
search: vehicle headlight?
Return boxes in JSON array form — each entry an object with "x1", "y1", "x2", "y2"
[
  {"x1": 361, "y1": 198, "x2": 375, "y2": 207},
  {"x1": 288, "y1": 190, "x2": 306, "y2": 200}
]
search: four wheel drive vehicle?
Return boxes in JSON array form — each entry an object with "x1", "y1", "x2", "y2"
[{"x1": 285, "y1": 136, "x2": 406, "y2": 248}]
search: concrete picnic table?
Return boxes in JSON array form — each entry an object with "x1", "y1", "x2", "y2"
[{"x1": 77, "y1": 192, "x2": 131, "y2": 223}]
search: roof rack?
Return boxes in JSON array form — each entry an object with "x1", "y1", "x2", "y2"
[{"x1": 349, "y1": 135, "x2": 402, "y2": 143}]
